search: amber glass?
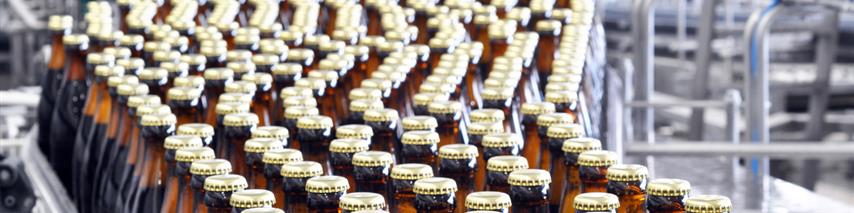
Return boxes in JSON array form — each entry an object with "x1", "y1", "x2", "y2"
[
  {"x1": 37, "y1": 25, "x2": 68, "y2": 161},
  {"x1": 221, "y1": 124, "x2": 256, "y2": 176},
  {"x1": 366, "y1": 120, "x2": 399, "y2": 152},
  {"x1": 400, "y1": 143, "x2": 438, "y2": 167},
  {"x1": 354, "y1": 164, "x2": 391, "y2": 199},
  {"x1": 439, "y1": 158, "x2": 475, "y2": 213},
  {"x1": 88, "y1": 79, "x2": 125, "y2": 212},
  {"x1": 415, "y1": 193, "x2": 455, "y2": 213},
  {"x1": 433, "y1": 113, "x2": 462, "y2": 148},
  {"x1": 190, "y1": 163, "x2": 233, "y2": 213},
  {"x1": 547, "y1": 137, "x2": 570, "y2": 210},
  {"x1": 485, "y1": 170, "x2": 512, "y2": 194},
  {"x1": 173, "y1": 161, "x2": 195, "y2": 213},
  {"x1": 579, "y1": 166, "x2": 609, "y2": 193},
  {"x1": 560, "y1": 152, "x2": 583, "y2": 213},
  {"x1": 392, "y1": 178, "x2": 418, "y2": 213},
  {"x1": 607, "y1": 180, "x2": 647, "y2": 213},
  {"x1": 203, "y1": 78, "x2": 232, "y2": 126},
  {"x1": 297, "y1": 128, "x2": 333, "y2": 172},
  {"x1": 204, "y1": 188, "x2": 239, "y2": 213},
  {"x1": 283, "y1": 176, "x2": 312, "y2": 213},
  {"x1": 510, "y1": 185, "x2": 550, "y2": 213},
  {"x1": 520, "y1": 115, "x2": 541, "y2": 168},
  {"x1": 73, "y1": 73, "x2": 110, "y2": 210},
  {"x1": 251, "y1": 81, "x2": 275, "y2": 126},
  {"x1": 535, "y1": 37, "x2": 557, "y2": 92},
  {"x1": 131, "y1": 118, "x2": 176, "y2": 212},
  {"x1": 169, "y1": 97, "x2": 204, "y2": 126},
  {"x1": 49, "y1": 39, "x2": 88, "y2": 191},
  {"x1": 97, "y1": 93, "x2": 136, "y2": 212},
  {"x1": 647, "y1": 194, "x2": 686, "y2": 213},
  {"x1": 306, "y1": 191, "x2": 346, "y2": 213}
]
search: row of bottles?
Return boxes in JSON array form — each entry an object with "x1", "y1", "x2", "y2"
[{"x1": 34, "y1": 0, "x2": 736, "y2": 212}]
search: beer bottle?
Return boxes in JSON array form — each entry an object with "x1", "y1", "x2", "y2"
[
  {"x1": 337, "y1": 124, "x2": 374, "y2": 144},
  {"x1": 259, "y1": 40, "x2": 287, "y2": 61},
  {"x1": 75, "y1": 65, "x2": 122, "y2": 207},
  {"x1": 684, "y1": 195, "x2": 732, "y2": 213},
  {"x1": 203, "y1": 68, "x2": 235, "y2": 125},
  {"x1": 279, "y1": 31, "x2": 304, "y2": 48},
  {"x1": 438, "y1": 144, "x2": 478, "y2": 213},
  {"x1": 343, "y1": 45, "x2": 370, "y2": 90},
  {"x1": 352, "y1": 151, "x2": 394, "y2": 198},
  {"x1": 545, "y1": 91, "x2": 578, "y2": 117},
  {"x1": 234, "y1": 32, "x2": 261, "y2": 53},
  {"x1": 163, "y1": 146, "x2": 215, "y2": 213},
  {"x1": 178, "y1": 124, "x2": 214, "y2": 146},
  {"x1": 190, "y1": 159, "x2": 233, "y2": 213},
  {"x1": 131, "y1": 112, "x2": 178, "y2": 212},
  {"x1": 245, "y1": 138, "x2": 285, "y2": 188},
  {"x1": 533, "y1": 20, "x2": 560, "y2": 90},
  {"x1": 174, "y1": 75, "x2": 206, "y2": 92},
  {"x1": 281, "y1": 161, "x2": 324, "y2": 213},
  {"x1": 90, "y1": 75, "x2": 138, "y2": 208},
  {"x1": 221, "y1": 112, "x2": 260, "y2": 175},
  {"x1": 227, "y1": 62, "x2": 257, "y2": 81},
  {"x1": 428, "y1": 101, "x2": 464, "y2": 147},
  {"x1": 143, "y1": 42, "x2": 170, "y2": 66},
  {"x1": 138, "y1": 67, "x2": 170, "y2": 99},
  {"x1": 306, "y1": 175, "x2": 351, "y2": 213},
  {"x1": 329, "y1": 138, "x2": 370, "y2": 192},
  {"x1": 401, "y1": 116, "x2": 439, "y2": 133},
  {"x1": 220, "y1": 92, "x2": 255, "y2": 106},
  {"x1": 465, "y1": 191, "x2": 512, "y2": 213},
  {"x1": 201, "y1": 44, "x2": 228, "y2": 69},
  {"x1": 252, "y1": 126, "x2": 290, "y2": 147},
  {"x1": 120, "y1": 35, "x2": 145, "y2": 58},
  {"x1": 274, "y1": 86, "x2": 312, "y2": 126},
  {"x1": 508, "y1": 169, "x2": 551, "y2": 213},
  {"x1": 470, "y1": 109, "x2": 505, "y2": 125},
  {"x1": 363, "y1": 108, "x2": 400, "y2": 152},
  {"x1": 162, "y1": 62, "x2": 191, "y2": 89},
  {"x1": 168, "y1": 86, "x2": 205, "y2": 125},
  {"x1": 285, "y1": 49, "x2": 315, "y2": 74},
  {"x1": 212, "y1": 103, "x2": 252, "y2": 153},
  {"x1": 241, "y1": 207, "x2": 285, "y2": 213},
  {"x1": 399, "y1": 131, "x2": 440, "y2": 167},
  {"x1": 282, "y1": 106, "x2": 320, "y2": 150},
  {"x1": 347, "y1": 99, "x2": 385, "y2": 126},
  {"x1": 390, "y1": 163, "x2": 434, "y2": 213},
  {"x1": 181, "y1": 54, "x2": 207, "y2": 76},
  {"x1": 49, "y1": 34, "x2": 89, "y2": 188},
  {"x1": 559, "y1": 137, "x2": 602, "y2": 213},
  {"x1": 230, "y1": 189, "x2": 277, "y2": 212},
  {"x1": 480, "y1": 88, "x2": 515, "y2": 127},
  {"x1": 225, "y1": 80, "x2": 258, "y2": 97},
  {"x1": 606, "y1": 164, "x2": 648, "y2": 213},
  {"x1": 37, "y1": 15, "x2": 72, "y2": 158},
  {"x1": 480, "y1": 133, "x2": 520, "y2": 164},
  {"x1": 645, "y1": 179, "x2": 691, "y2": 213},
  {"x1": 346, "y1": 88, "x2": 383, "y2": 117},
  {"x1": 308, "y1": 70, "x2": 342, "y2": 121},
  {"x1": 412, "y1": 93, "x2": 448, "y2": 116},
  {"x1": 485, "y1": 155, "x2": 528, "y2": 194},
  {"x1": 340, "y1": 192, "x2": 388, "y2": 213},
  {"x1": 204, "y1": 174, "x2": 249, "y2": 213},
  {"x1": 465, "y1": 121, "x2": 503, "y2": 191},
  {"x1": 413, "y1": 177, "x2": 458, "y2": 213},
  {"x1": 271, "y1": 66, "x2": 304, "y2": 116},
  {"x1": 535, "y1": 112, "x2": 573, "y2": 169},
  {"x1": 242, "y1": 73, "x2": 275, "y2": 125},
  {"x1": 544, "y1": 124, "x2": 583, "y2": 209},
  {"x1": 573, "y1": 192, "x2": 620, "y2": 213},
  {"x1": 261, "y1": 148, "x2": 303, "y2": 209},
  {"x1": 296, "y1": 115, "x2": 335, "y2": 171},
  {"x1": 578, "y1": 150, "x2": 618, "y2": 193},
  {"x1": 518, "y1": 102, "x2": 554, "y2": 168},
  {"x1": 99, "y1": 91, "x2": 153, "y2": 212}
]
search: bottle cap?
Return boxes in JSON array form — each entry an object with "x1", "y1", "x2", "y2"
[
  {"x1": 244, "y1": 138, "x2": 284, "y2": 153},
  {"x1": 280, "y1": 161, "x2": 324, "y2": 178},
  {"x1": 103, "y1": 47, "x2": 131, "y2": 60},
  {"x1": 439, "y1": 144, "x2": 478, "y2": 160},
  {"x1": 647, "y1": 178, "x2": 691, "y2": 196},
  {"x1": 140, "y1": 113, "x2": 177, "y2": 126},
  {"x1": 242, "y1": 73, "x2": 274, "y2": 86},
  {"x1": 161, "y1": 62, "x2": 189, "y2": 76},
  {"x1": 336, "y1": 125, "x2": 374, "y2": 139},
  {"x1": 262, "y1": 148, "x2": 303, "y2": 165},
  {"x1": 283, "y1": 96, "x2": 318, "y2": 108},
  {"x1": 363, "y1": 108, "x2": 399, "y2": 122},
  {"x1": 297, "y1": 115, "x2": 333, "y2": 129},
  {"x1": 419, "y1": 82, "x2": 456, "y2": 95},
  {"x1": 204, "y1": 68, "x2": 235, "y2": 80},
  {"x1": 167, "y1": 86, "x2": 202, "y2": 100},
  {"x1": 412, "y1": 93, "x2": 449, "y2": 107},
  {"x1": 108, "y1": 76, "x2": 139, "y2": 88},
  {"x1": 230, "y1": 189, "x2": 276, "y2": 209},
  {"x1": 546, "y1": 124, "x2": 584, "y2": 139},
  {"x1": 562, "y1": 137, "x2": 601, "y2": 153},
  {"x1": 119, "y1": 34, "x2": 145, "y2": 47},
  {"x1": 305, "y1": 175, "x2": 350, "y2": 193},
  {"x1": 307, "y1": 70, "x2": 339, "y2": 83},
  {"x1": 467, "y1": 122, "x2": 504, "y2": 135},
  {"x1": 339, "y1": 192, "x2": 387, "y2": 211},
  {"x1": 481, "y1": 87, "x2": 514, "y2": 100},
  {"x1": 225, "y1": 80, "x2": 258, "y2": 94},
  {"x1": 577, "y1": 150, "x2": 618, "y2": 167},
  {"x1": 544, "y1": 82, "x2": 579, "y2": 94},
  {"x1": 401, "y1": 116, "x2": 438, "y2": 131},
  {"x1": 470, "y1": 109, "x2": 504, "y2": 123},
  {"x1": 520, "y1": 102, "x2": 556, "y2": 115},
  {"x1": 349, "y1": 99, "x2": 385, "y2": 113},
  {"x1": 606, "y1": 164, "x2": 648, "y2": 182},
  {"x1": 204, "y1": 174, "x2": 248, "y2": 192},
  {"x1": 536, "y1": 113, "x2": 573, "y2": 127},
  {"x1": 94, "y1": 65, "x2": 124, "y2": 77},
  {"x1": 486, "y1": 155, "x2": 528, "y2": 172},
  {"x1": 135, "y1": 104, "x2": 171, "y2": 116},
  {"x1": 284, "y1": 106, "x2": 319, "y2": 120},
  {"x1": 428, "y1": 100, "x2": 463, "y2": 114},
  {"x1": 181, "y1": 54, "x2": 207, "y2": 65},
  {"x1": 138, "y1": 67, "x2": 168, "y2": 81},
  {"x1": 216, "y1": 102, "x2": 251, "y2": 115},
  {"x1": 294, "y1": 77, "x2": 327, "y2": 91},
  {"x1": 118, "y1": 83, "x2": 150, "y2": 96},
  {"x1": 360, "y1": 78, "x2": 393, "y2": 92},
  {"x1": 507, "y1": 169, "x2": 551, "y2": 186},
  {"x1": 241, "y1": 208, "x2": 284, "y2": 213},
  {"x1": 48, "y1": 15, "x2": 73, "y2": 31},
  {"x1": 352, "y1": 151, "x2": 394, "y2": 167},
  {"x1": 482, "y1": 133, "x2": 521, "y2": 148},
  {"x1": 685, "y1": 195, "x2": 732, "y2": 213},
  {"x1": 413, "y1": 177, "x2": 457, "y2": 195},
  {"x1": 329, "y1": 139, "x2": 371, "y2": 153},
  {"x1": 177, "y1": 123, "x2": 215, "y2": 138},
  {"x1": 175, "y1": 147, "x2": 216, "y2": 163},
  {"x1": 272, "y1": 63, "x2": 303, "y2": 76},
  {"x1": 390, "y1": 163, "x2": 434, "y2": 180},
  {"x1": 164, "y1": 135, "x2": 203, "y2": 150},
  {"x1": 223, "y1": 112, "x2": 259, "y2": 127},
  {"x1": 252, "y1": 126, "x2": 289, "y2": 142},
  {"x1": 573, "y1": 192, "x2": 620, "y2": 211},
  {"x1": 279, "y1": 87, "x2": 314, "y2": 99},
  {"x1": 465, "y1": 191, "x2": 512, "y2": 210},
  {"x1": 227, "y1": 50, "x2": 254, "y2": 62},
  {"x1": 62, "y1": 34, "x2": 89, "y2": 45},
  {"x1": 548, "y1": 73, "x2": 581, "y2": 84},
  {"x1": 190, "y1": 159, "x2": 232, "y2": 176},
  {"x1": 349, "y1": 88, "x2": 384, "y2": 100},
  {"x1": 401, "y1": 131, "x2": 440, "y2": 145},
  {"x1": 153, "y1": 51, "x2": 181, "y2": 63},
  {"x1": 545, "y1": 91, "x2": 578, "y2": 104},
  {"x1": 173, "y1": 76, "x2": 205, "y2": 89}
]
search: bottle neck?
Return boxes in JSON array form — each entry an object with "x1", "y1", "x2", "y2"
[
  {"x1": 64, "y1": 45, "x2": 88, "y2": 80},
  {"x1": 48, "y1": 32, "x2": 67, "y2": 69}
]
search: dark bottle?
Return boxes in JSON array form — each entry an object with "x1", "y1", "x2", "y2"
[
  {"x1": 645, "y1": 179, "x2": 691, "y2": 213},
  {"x1": 296, "y1": 115, "x2": 335, "y2": 172},
  {"x1": 227, "y1": 62, "x2": 257, "y2": 81},
  {"x1": 201, "y1": 44, "x2": 228, "y2": 69},
  {"x1": 225, "y1": 80, "x2": 258, "y2": 97},
  {"x1": 164, "y1": 146, "x2": 215, "y2": 213},
  {"x1": 479, "y1": 88, "x2": 515, "y2": 127},
  {"x1": 340, "y1": 192, "x2": 388, "y2": 213},
  {"x1": 390, "y1": 163, "x2": 434, "y2": 213},
  {"x1": 204, "y1": 174, "x2": 249, "y2": 213},
  {"x1": 285, "y1": 49, "x2": 315, "y2": 74},
  {"x1": 559, "y1": 138, "x2": 602, "y2": 213},
  {"x1": 240, "y1": 207, "x2": 286, "y2": 213},
  {"x1": 347, "y1": 99, "x2": 385, "y2": 126},
  {"x1": 131, "y1": 112, "x2": 178, "y2": 212},
  {"x1": 143, "y1": 42, "x2": 171, "y2": 66},
  {"x1": 295, "y1": 78, "x2": 328, "y2": 102},
  {"x1": 544, "y1": 124, "x2": 583, "y2": 210},
  {"x1": 480, "y1": 133, "x2": 521, "y2": 168},
  {"x1": 352, "y1": 151, "x2": 394, "y2": 198},
  {"x1": 438, "y1": 144, "x2": 478, "y2": 213},
  {"x1": 399, "y1": 131, "x2": 439, "y2": 167},
  {"x1": 533, "y1": 20, "x2": 560, "y2": 90},
  {"x1": 230, "y1": 189, "x2": 277, "y2": 212},
  {"x1": 244, "y1": 138, "x2": 284, "y2": 188},
  {"x1": 345, "y1": 88, "x2": 383, "y2": 121},
  {"x1": 578, "y1": 150, "x2": 618, "y2": 193},
  {"x1": 343, "y1": 45, "x2": 370, "y2": 92},
  {"x1": 606, "y1": 164, "x2": 649, "y2": 213},
  {"x1": 220, "y1": 92, "x2": 254, "y2": 106},
  {"x1": 545, "y1": 91, "x2": 578, "y2": 117},
  {"x1": 428, "y1": 101, "x2": 464, "y2": 148},
  {"x1": 162, "y1": 62, "x2": 190, "y2": 89},
  {"x1": 168, "y1": 86, "x2": 205, "y2": 126},
  {"x1": 306, "y1": 175, "x2": 351, "y2": 213},
  {"x1": 138, "y1": 67, "x2": 170, "y2": 100},
  {"x1": 363, "y1": 108, "x2": 400, "y2": 152},
  {"x1": 203, "y1": 67, "x2": 235, "y2": 126},
  {"x1": 271, "y1": 66, "x2": 305, "y2": 124},
  {"x1": 412, "y1": 93, "x2": 448, "y2": 116},
  {"x1": 38, "y1": 15, "x2": 72, "y2": 159},
  {"x1": 413, "y1": 177, "x2": 458, "y2": 213},
  {"x1": 401, "y1": 116, "x2": 438, "y2": 133},
  {"x1": 281, "y1": 161, "x2": 324, "y2": 213},
  {"x1": 275, "y1": 86, "x2": 313, "y2": 125},
  {"x1": 251, "y1": 126, "x2": 290, "y2": 147},
  {"x1": 535, "y1": 113, "x2": 573, "y2": 170},
  {"x1": 684, "y1": 195, "x2": 732, "y2": 213},
  {"x1": 49, "y1": 34, "x2": 89, "y2": 190},
  {"x1": 329, "y1": 138, "x2": 371, "y2": 191},
  {"x1": 465, "y1": 191, "x2": 512, "y2": 213},
  {"x1": 465, "y1": 122, "x2": 503, "y2": 191},
  {"x1": 519, "y1": 102, "x2": 555, "y2": 168},
  {"x1": 508, "y1": 169, "x2": 551, "y2": 213},
  {"x1": 282, "y1": 106, "x2": 320, "y2": 150},
  {"x1": 177, "y1": 123, "x2": 216, "y2": 147},
  {"x1": 243, "y1": 73, "x2": 275, "y2": 125},
  {"x1": 119, "y1": 35, "x2": 145, "y2": 58},
  {"x1": 258, "y1": 40, "x2": 286, "y2": 61},
  {"x1": 573, "y1": 192, "x2": 620, "y2": 213},
  {"x1": 98, "y1": 88, "x2": 151, "y2": 213},
  {"x1": 261, "y1": 148, "x2": 303, "y2": 209},
  {"x1": 181, "y1": 54, "x2": 208, "y2": 76},
  {"x1": 220, "y1": 112, "x2": 260, "y2": 175},
  {"x1": 484, "y1": 155, "x2": 528, "y2": 195},
  {"x1": 307, "y1": 70, "x2": 341, "y2": 121},
  {"x1": 189, "y1": 159, "x2": 233, "y2": 213},
  {"x1": 283, "y1": 96, "x2": 318, "y2": 110},
  {"x1": 336, "y1": 124, "x2": 374, "y2": 144}
]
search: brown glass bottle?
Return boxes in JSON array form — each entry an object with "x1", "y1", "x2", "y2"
[
  {"x1": 428, "y1": 101, "x2": 464, "y2": 147},
  {"x1": 130, "y1": 113, "x2": 177, "y2": 212},
  {"x1": 168, "y1": 86, "x2": 205, "y2": 126},
  {"x1": 399, "y1": 131, "x2": 440, "y2": 168},
  {"x1": 138, "y1": 67, "x2": 170, "y2": 100},
  {"x1": 363, "y1": 108, "x2": 400, "y2": 152},
  {"x1": 204, "y1": 174, "x2": 249, "y2": 213},
  {"x1": 124, "y1": 104, "x2": 171, "y2": 212},
  {"x1": 244, "y1": 138, "x2": 285, "y2": 189},
  {"x1": 345, "y1": 88, "x2": 383, "y2": 122},
  {"x1": 507, "y1": 169, "x2": 551, "y2": 213},
  {"x1": 177, "y1": 123, "x2": 215, "y2": 147},
  {"x1": 606, "y1": 164, "x2": 649, "y2": 213},
  {"x1": 390, "y1": 163, "x2": 434, "y2": 213},
  {"x1": 296, "y1": 115, "x2": 335, "y2": 172},
  {"x1": 189, "y1": 159, "x2": 232, "y2": 213},
  {"x1": 329, "y1": 138, "x2": 371, "y2": 191},
  {"x1": 180, "y1": 54, "x2": 207, "y2": 76},
  {"x1": 230, "y1": 189, "x2": 277, "y2": 212},
  {"x1": 485, "y1": 156, "x2": 528, "y2": 194},
  {"x1": 481, "y1": 133, "x2": 520, "y2": 166},
  {"x1": 48, "y1": 34, "x2": 89, "y2": 189},
  {"x1": 308, "y1": 70, "x2": 342, "y2": 121},
  {"x1": 98, "y1": 89, "x2": 152, "y2": 213},
  {"x1": 477, "y1": 90, "x2": 515, "y2": 127},
  {"x1": 352, "y1": 151, "x2": 394, "y2": 198},
  {"x1": 261, "y1": 148, "x2": 303, "y2": 209},
  {"x1": 465, "y1": 191, "x2": 512, "y2": 213},
  {"x1": 252, "y1": 126, "x2": 290, "y2": 147},
  {"x1": 306, "y1": 175, "x2": 351, "y2": 213},
  {"x1": 212, "y1": 103, "x2": 252, "y2": 155},
  {"x1": 282, "y1": 106, "x2": 320, "y2": 150},
  {"x1": 578, "y1": 150, "x2": 618, "y2": 193},
  {"x1": 162, "y1": 146, "x2": 214, "y2": 213},
  {"x1": 221, "y1": 113, "x2": 260, "y2": 176},
  {"x1": 340, "y1": 192, "x2": 388, "y2": 213},
  {"x1": 573, "y1": 192, "x2": 620, "y2": 213},
  {"x1": 281, "y1": 161, "x2": 324, "y2": 213},
  {"x1": 438, "y1": 144, "x2": 478, "y2": 213},
  {"x1": 203, "y1": 68, "x2": 236, "y2": 126},
  {"x1": 645, "y1": 179, "x2": 691, "y2": 213},
  {"x1": 534, "y1": 20, "x2": 561, "y2": 91},
  {"x1": 336, "y1": 124, "x2": 374, "y2": 144},
  {"x1": 413, "y1": 177, "x2": 458, "y2": 213},
  {"x1": 518, "y1": 102, "x2": 555, "y2": 168},
  {"x1": 346, "y1": 99, "x2": 385, "y2": 126},
  {"x1": 243, "y1": 73, "x2": 275, "y2": 125},
  {"x1": 285, "y1": 49, "x2": 315, "y2": 74},
  {"x1": 684, "y1": 195, "x2": 732, "y2": 213},
  {"x1": 275, "y1": 86, "x2": 313, "y2": 126},
  {"x1": 401, "y1": 116, "x2": 439, "y2": 133},
  {"x1": 162, "y1": 62, "x2": 191, "y2": 89},
  {"x1": 271, "y1": 65, "x2": 305, "y2": 123},
  {"x1": 38, "y1": 15, "x2": 72, "y2": 160},
  {"x1": 544, "y1": 124, "x2": 584, "y2": 210},
  {"x1": 90, "y1": 76, "x2": 139, "y2": 211},
  {"x1": 559, "y1": 138, "x2": 602, "y2": 213},
  {"x1": 535, "y1": 113, "x2": 574, "y2": 170},
  {"x1": 410, "y1": 93, "x2": 447, "y2": 116}
]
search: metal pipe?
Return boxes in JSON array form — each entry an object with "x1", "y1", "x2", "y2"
[
  {"x1": 624, "y1": 142, "x2": 854, "y2": 159},
  {"x1": 631, "y1": 0, "x2": 657, "y2": 176},
  {"x1": 689, "y1": 0, "x2": 718, "y2": 141},
  {"x1": 625, "y1": 100, "x2": 730, "y2": 108}
]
